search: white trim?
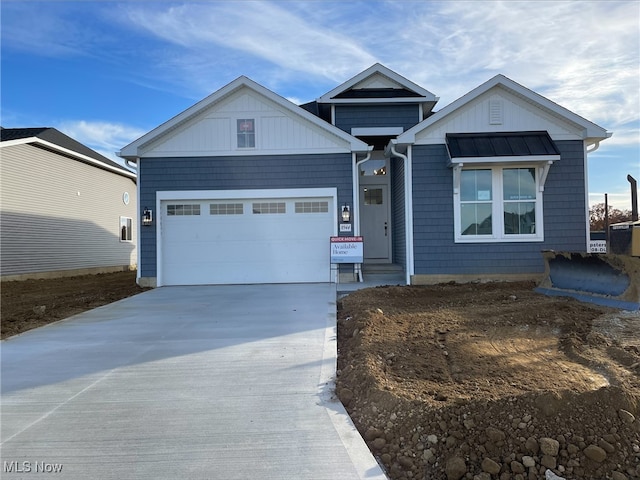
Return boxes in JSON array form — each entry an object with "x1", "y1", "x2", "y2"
[
  {"x1": 119, "y1": 77, "x2": 369, "y2": 159},
  {"x1": 317, "y1": 63, "x2": 438, "y2": 103},
  {"x1": 406, "y1": 145, "x2": 415, "y2": 282},
  {"x1": 396, "y1": 74, "x2": 611, "y2": 146},
  {"x1": 325, "y1": 98, "x2": 434, "y2": 105},
  {"x1": 453, "y1": 165, "x2": 545, "y2": 243},
  {"x1": 155, "y1": 188, "x2": 338, "y2": 287},
  {"x1": 351, "y1": 127, "x2": 404, "y2": 136},
  {"x1": 583, "y1": 142, "x2": 591, "y2": 251},
  {"x1": 1, "y1": 137, "x2": 136, "y2": 179},
  {"x1": 136, "y1": 160, "x2": 142, "y2": 285},
  {"x1": 130, "y1": 147, "x2": 352, "y2": 158}
]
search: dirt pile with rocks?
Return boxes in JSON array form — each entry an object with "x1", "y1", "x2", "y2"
[{"x1": 336, "y1": 282, "x2": 640, "y2": 480}]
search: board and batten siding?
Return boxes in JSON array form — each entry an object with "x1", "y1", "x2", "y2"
[
  {"x1": 138, "y1": 153, "x2": 353, "y2": 279},
  {"x1": 334, "y1": 105, "x2": 420, "y2": 133},
  {"x1": 410, "y1": 141, "x2": 587, "y2": 279},
  {"x1": 1, "y1": 143, "x2": 137, "y2": 278}
]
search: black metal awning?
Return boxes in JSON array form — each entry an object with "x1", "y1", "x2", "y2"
[{"x1": 446, "y1": 131, "x2": 560, "y2": 159}]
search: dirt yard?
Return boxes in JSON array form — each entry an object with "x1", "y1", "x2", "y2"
[
  {"x1": 337, "y1": 282, "x2": 640, "y2": 480},
  {"x1": 2, "y1": 274, "x2": 639, "y2": 479},
  {"x1": 1, "y1": 271, "x2": 148, "y2": 339}
]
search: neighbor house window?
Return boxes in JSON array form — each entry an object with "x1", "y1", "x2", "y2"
[
  {"x1": 455, "y1": 166, "x2": 542, "y2": 242},
  {"x1": 120, "y1": 217, "x2": 132, "y2": 242},
  {"x1": 237, "y1": 118, "x2": 255, "y2": 148}
]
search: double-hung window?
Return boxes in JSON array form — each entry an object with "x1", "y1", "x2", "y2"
[
  {"x1": 448, "y1": 131, "x2": 559, "y2": 243},
  {"x1": 237, "y1": 118, "x2": 255, "y2": 148},
  {"x1": 455, "y1": 166, "x2": 543, "y2": 242}
]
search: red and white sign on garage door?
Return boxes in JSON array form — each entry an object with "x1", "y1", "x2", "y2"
[{"x1": 157, "y1": 189, "x2": 337, "y2": 286}]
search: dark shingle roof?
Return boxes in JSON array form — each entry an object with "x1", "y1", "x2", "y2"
[
  {"x1": 1, "y1": 127, "x2": 134, "y2": 177},
  {"x1": 446, "y1": 131, "x2": 560, "y2": 158}
]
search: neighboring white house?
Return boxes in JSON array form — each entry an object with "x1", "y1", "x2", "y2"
[{"x1": 1, "y1": 127, "x2": 138, "y2": 280}]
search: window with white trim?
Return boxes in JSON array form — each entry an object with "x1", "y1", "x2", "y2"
[
  {"x1": 120, "y1": 217, "x2": 132, "y2": 242},
  {"x1": 454, "y1": 166, "x2": 543, "y2": 242},
  {"x1": 237, "y1": 118, "x2": 255, "y2": 148}
]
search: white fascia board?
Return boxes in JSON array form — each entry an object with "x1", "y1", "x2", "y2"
[
  {"x1": 326, "y1": 97, "x2": 434, "y2": 104},
  {"x1": 120, "y1": 76, "x2": 370, "y2": 159},
  {"x1": 396, "y1": 74, "x2": 611, "y2": 145},
  {"x1": 156, "y1": 187, "x2": 337, "y2": 202},
  {"x1": 352, "y1": 127, "x2": 404, "y2": 136},
  {"x1": 317, "y1": 63, "x2": 438, "y2": 103},
  {"x1": 3, "y1": 137, "x2": 136, "y2": 179},
  {"x1": 132, "y1": 147, "x2": 353, "y2": 158}
]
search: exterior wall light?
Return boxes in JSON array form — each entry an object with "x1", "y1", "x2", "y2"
[
  {"x1": 143, "y1": 207, "x2": 153, "y2": 226},
  {"x1": 341, "y1": 205, "x2": 351, "y2": 223}
]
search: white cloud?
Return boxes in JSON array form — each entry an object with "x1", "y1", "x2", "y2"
[
  {"x1": 56, "y1": 120, "x2": 146, "y2": 164},
  {"x1": 122, "y1": 2, "x2": 377, "y2": 93}
]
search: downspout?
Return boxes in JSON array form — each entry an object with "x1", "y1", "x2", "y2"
[
  {"x1": 353, "y1": 149, "x2": 373, "y2": 282},
  {"x1": 390, "y1": 140, "x2": 412, "y2": 286}
]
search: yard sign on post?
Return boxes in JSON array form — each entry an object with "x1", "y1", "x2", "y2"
[{"x1": 330, "y1": 236, "x2": 363, "y2": 263}]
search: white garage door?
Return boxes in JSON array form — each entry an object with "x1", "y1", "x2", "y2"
[{"x1": 160, "y1": 193, "x2": 335, "y2": 285}]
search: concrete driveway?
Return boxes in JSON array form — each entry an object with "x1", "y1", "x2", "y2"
[{"x1": 1, "y1": 284, "x2": 387, "y2": 479}]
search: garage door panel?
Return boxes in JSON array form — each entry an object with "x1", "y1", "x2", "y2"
[{"x1": 160, "y1": 194, "x2": 334, "y2": 285}]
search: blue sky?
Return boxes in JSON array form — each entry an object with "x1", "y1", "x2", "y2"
[{"x1": 2, "y1": 0, "x2": 638, "y2": 210}]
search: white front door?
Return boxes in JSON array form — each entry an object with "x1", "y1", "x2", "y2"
[{"x1": 360, "y1": 185, "x2": 390, "y2": 261}]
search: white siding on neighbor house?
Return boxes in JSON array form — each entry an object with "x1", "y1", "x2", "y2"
[
  {"x1": 1, "y1": 143, "x2": 137, "y2": 277},
  {"x1": 138, "y1": 88, "x2": 352, "y2": 157},
  {"x1": 415, "y1": 88, "x2": 581, "y2": 144}
]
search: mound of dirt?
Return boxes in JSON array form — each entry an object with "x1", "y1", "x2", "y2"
[{"x1": 336, "y1": 282, "x2": 640, "y2": 480}]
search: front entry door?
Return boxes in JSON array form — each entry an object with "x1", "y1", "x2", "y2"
[{"x1": 360, "y1": 185, "x2": 390, "y2": 261}]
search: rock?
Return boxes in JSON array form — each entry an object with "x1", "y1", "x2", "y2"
[
  {"x1": 583, "y1": 444, "x2": 607, "y2": 462},
  {"x1": 598, "y1": 438, "x2": 615, "y2": 453},
  {"x1": 486, "y1": 427, "x2": 506, "y2": 442},
  {"x1": 445, "y1": 456, "x2": 467, "y2": 480},
  {"x1": 511, "y1": 461, "x2": 525, "y2": 474},
  {"x1": 481, "y1": 458, "x2": 501, "y2": 475},
  {"x1": 619, "y1": 409, "x2": 636, "y2": 424},
  {"x1": 427, "y1": 434, "x2": 438, "y2": 444},
  {"x1": 380, "y1": 453, "x2": 392, "y2": 465},
  {"x1": 33, "y1": 305, "x2": 46, "y2": 316},
  {"x1": 525, "y1": 436, "x2": 539, "y2": 454},
  {"x1": 364, "y1": 427, "x2": 384, "y2": 441},
  {"x1": 522, "y1": 456, "x2": 536, "y2": 468},
  {"x1": 540, "y1": 455, "x2": 556, "y2": 469},
  {"x1": 339, "y1": 388, "x2": 354, "y2": 406},
  {"x1": 566, "y1": 443, "x2": 579, "y2": 454},
  {"x1": 540, "y1": 437, "x2": 560, "y2": 456},
  {"x1": 611, "y1": 471, "x2": 628, "y2": 480},
  {"x1": 371, "y1": 437, "x2": 386, "y2": 450},
  {"x1": 398, "y1": 456, "x2": 413, "y2": 469},
  {"x1": 423, "y1": 448, "x2": 435, "y2": 463}
]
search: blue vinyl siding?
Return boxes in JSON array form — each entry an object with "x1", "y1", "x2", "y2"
[
  {"x1": 139, "y1": 153, "x2": 353, "y2": 278},
  {"x1": 391, "y1": 157, "x2": 406, "y2": 267},
  {"x1": 335, "y1": 105, "x2": 420, "y2": 133},
  {"x1": 411, "y1": 141, "x2": 587, "y2": 276}
]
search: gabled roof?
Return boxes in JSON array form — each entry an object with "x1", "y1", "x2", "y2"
[
  {"x1": 394, "y1": 74, "x2": 611, "y2": 146},
  {"x1": 0, "y1": 127, "x2": 136, "y2": 179},
  {"x1": 119, "y1": 76, "x2": 370, "y2": 159},
  {"x1": 317, "y1": 63, "x2": 439, "y2": 108}
]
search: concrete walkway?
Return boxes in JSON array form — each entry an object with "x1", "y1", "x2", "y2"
[{"x1": 1, "y1": 284, "x2": 387, "y2": 479}]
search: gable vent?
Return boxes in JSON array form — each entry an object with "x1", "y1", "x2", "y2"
[{"x1": 489, "y1": 99, "x2": 503, "y2": 125}]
